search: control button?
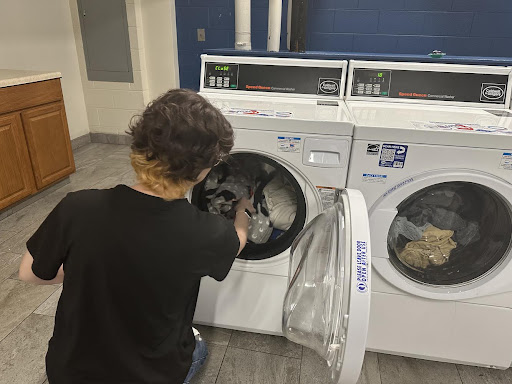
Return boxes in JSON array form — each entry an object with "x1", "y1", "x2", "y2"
[
  {"x1": 357, "y1": 83, "x2": 364, "y2": 87},
  {"x1": 223, "y1": 83, "x2": 229, "y2": 88},
  {"x1": 365, "y1": 90, "x2": 372, "y2": 95},
  {"x1": 209, "y1": 76, "x2": 215, "y2": 81},
  {"x1": 357, "y1": 89, "x2": 364, "y2": 94},
  {"x1": 373, "y1": 90, "x2": 380, "y2": 95}
]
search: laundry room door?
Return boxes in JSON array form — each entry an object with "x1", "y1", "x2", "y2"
[{"x1": 282, "y1": 189, "x2": 371, "y2": 384}]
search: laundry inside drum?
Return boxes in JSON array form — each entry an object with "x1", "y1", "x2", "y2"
[
  {"x1": 387, "y1": 182, "x2": 512, "y2": 286},
  {"x1": 191, "y1": 153, "x2": 307, "y2": 261}
]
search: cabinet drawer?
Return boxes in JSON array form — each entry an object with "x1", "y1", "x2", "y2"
[{"x1": 0, "y1": 79, "x2": 63, "y2": 115}]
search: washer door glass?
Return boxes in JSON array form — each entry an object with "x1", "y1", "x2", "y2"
[
  {"x1": 191, "y1": 153, "x2": 307, "y2": 260},
  {"x1": 283, "y1": 190, "x2": 371, "y2": 384},
  {"x1": 387, "y1": 181, "x2": 512, "y2": 286}
]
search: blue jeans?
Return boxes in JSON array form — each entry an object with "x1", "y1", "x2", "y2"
[{"x1": 183, "y1": 334, "x2": 208, "y2": 384}]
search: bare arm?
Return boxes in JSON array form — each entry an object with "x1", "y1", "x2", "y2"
[
  {"x1": 19, "y1": 251, "x2": 64, "y2": 285},
  {"x1": 234, "y1": 197, "x2": 256, "y2": 255}
]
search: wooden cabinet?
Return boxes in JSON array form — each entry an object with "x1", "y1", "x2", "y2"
[
  {"x1": 22, "y1": 102, "x2": 75, "y2": 189},
  {"x1": 0, "y1": 79, "x2": 75, "y2": 210},
  {"x1": 0, "y1": 113, "x2": 35, "y2": 210}
]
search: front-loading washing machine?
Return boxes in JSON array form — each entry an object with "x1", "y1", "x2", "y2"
[
  {"x1": 345, "y1": 60, "x2": 512, "y2": 368},
  {"x1": 192, "y1": 55, "x2": 357, "y2": 335},
  {"x1": 189, "y1": 55, "x2": 376, "y2": 384}
]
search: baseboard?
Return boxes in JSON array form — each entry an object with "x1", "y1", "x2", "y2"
[
  {"x1": 90, "y1": 133, "x2": 131, "y2": 145},
  {"x1": 0, "y1": 177, "x2": 71, "y2": 221},
  {"x1": 71, "y1": 133, "x2": 91, "y2": 150}
]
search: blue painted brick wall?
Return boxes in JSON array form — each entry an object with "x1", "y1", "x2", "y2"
[{"x1": 176, "y1": 0, "x2": 512, "y2": 90}]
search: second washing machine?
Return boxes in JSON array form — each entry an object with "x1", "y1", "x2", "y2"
[{"x1": 346, "y1": 60, "x2": 512, "y2": 368}]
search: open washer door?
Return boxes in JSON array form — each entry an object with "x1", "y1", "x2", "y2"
[{"x1": 282, "y1": 189, "x2": 371, "y2": 384}]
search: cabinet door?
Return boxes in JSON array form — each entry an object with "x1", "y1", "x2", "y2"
[
  {"x1": 21, "y1": 102, "x2": 76, "y2": 189},
  {"x1": 0, "y1": 113, "x2": 36, "y2": 210}
]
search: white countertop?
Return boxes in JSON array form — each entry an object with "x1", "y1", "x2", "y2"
[{"x1": 0, "y1": 69, "x2": 62, "y2": 88}]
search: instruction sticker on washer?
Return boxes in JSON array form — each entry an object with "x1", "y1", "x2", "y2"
[
  {"x1": 223, "y1": 107, "x2": 293, "y2": 118},
  {"x1": 362, "y1": 173, "x2": 387, "y2": 184},
  {"x1": 355, "y1": 240, "x2": 368, "y2": 294},
  {"x1": 278, "y1": 137, "x2": 301, "y2": 153},
  {"x1": 316, "y1": 186, "x2": 337, "y2": 210},
  {"x1": 499, "y1": 153, "x2": 512, "y2": 170},
  {"x1": 411, "y1": 121, "x2": 508, "y2": 133},
  {"x1": 379, "y1": 144, "x2": 408, "y2": 168}
]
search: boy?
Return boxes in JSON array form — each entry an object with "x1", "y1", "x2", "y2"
[{"x1": 19, "y1": 89, "x2": 254, "y2": 383}]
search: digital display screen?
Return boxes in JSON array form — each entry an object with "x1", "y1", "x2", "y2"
[{"x1": 205, "y1": 63, "x2": 239, "y2": 89}]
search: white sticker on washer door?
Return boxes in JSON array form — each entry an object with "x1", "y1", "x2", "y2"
[
  {"x1": 355, "y1": 240, "x2": 369, "y2": 293},
  {"x1": 316, "y1": 186, "x2": 337, "y2": 210},
  {"x1": 499, "y1": 153, "x2": 512, "y2": 170},
  {"x1": 278, "y1": 136, "x2": 301, "y2": 153}
]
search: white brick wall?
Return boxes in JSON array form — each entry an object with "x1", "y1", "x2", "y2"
[{"x1": 70, "y1": 0, "x2": 149, "y2": 136}]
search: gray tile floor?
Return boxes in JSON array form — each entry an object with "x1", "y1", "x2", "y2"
[{"x1": 0, "y1": 143, "x2": 510, "y2": 384}]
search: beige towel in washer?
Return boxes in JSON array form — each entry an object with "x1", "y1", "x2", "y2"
[
  {"x1": 263, "y1": 175, "x2": 297, "y2": 231},
  {"x1": 397, "y1": 225, "x2": 457, "y2": 270}
]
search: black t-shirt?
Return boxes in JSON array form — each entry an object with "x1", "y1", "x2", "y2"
[{"x1": 27, "y1": 185, "x2": 240, "y2": 384}]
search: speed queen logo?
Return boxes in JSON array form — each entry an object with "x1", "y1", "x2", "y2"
[
  {"x1": 480, "y1": 83, "x2": 506, "y2": 103},
  {"x1": 317, "y1": 78, "x2": 341, "y2": 96}
]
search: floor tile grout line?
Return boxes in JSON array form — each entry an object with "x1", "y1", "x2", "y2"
[
  {"x1": 214, "y1": 333, "x2": 232, "y2": 384},
  {"x1": 0, "y1": 230, "x2": 18, "y2": 245},
  {"x1": 222, "y1": 345, "x2": 303, "y2": 360},
  {"x1": 298, "y1": 346, "x2": 304, "y2": 384},
  {"x1": 376, "y1": 352, "x2": 384, "y2": 384},
  {"x1": 455, "y1": 364, "x2": 464, "y2": 384},
  {"x1": 0, "y1": 289, "x2": 54, "y2": 346}
]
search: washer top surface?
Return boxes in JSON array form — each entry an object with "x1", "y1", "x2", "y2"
[
  {"x1": 201, "y1": 92, "x2": 354, "y2": 136},
  {"x1": 347, "y1": 101, "x2": 512, "y2": 149}
]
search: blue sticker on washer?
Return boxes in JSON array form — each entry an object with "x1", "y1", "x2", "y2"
[{"x1": 379, "y1": 144, "x2": 408, "y2": 168}]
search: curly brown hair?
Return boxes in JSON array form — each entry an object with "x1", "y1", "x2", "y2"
[{"x1": 127, "y1": 89, "x2": 234, "y2": 199}]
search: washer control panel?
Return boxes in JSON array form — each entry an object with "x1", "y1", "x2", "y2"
[
  {"x1": 202, "y1": 58, "x2": 344, "y2": 97},
  {"x1": 350, "y1": 65, "x2": 509, "y2": 105},
  {"x1": 352, "y1": 69, "x2": 391, "y2": 97},
  {"x1": 204, "y1": 63, "x2": 239, "y2": 89}
]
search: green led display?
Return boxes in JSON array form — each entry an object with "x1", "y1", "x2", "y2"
[{"x1": 215, "y1": 65, "x2": 230, "y2": 71}]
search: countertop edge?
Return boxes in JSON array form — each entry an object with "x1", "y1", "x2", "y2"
[{"x1": 0, "y1": 72, "x2": 62, "y2": 88}]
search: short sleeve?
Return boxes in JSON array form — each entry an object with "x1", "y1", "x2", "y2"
[
  {"x1": 208, "y1": 218, "x2": 240, "y2": 282},
  {"x1": 27, "y1": 196, "x2": 71, "y2": 280}
]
